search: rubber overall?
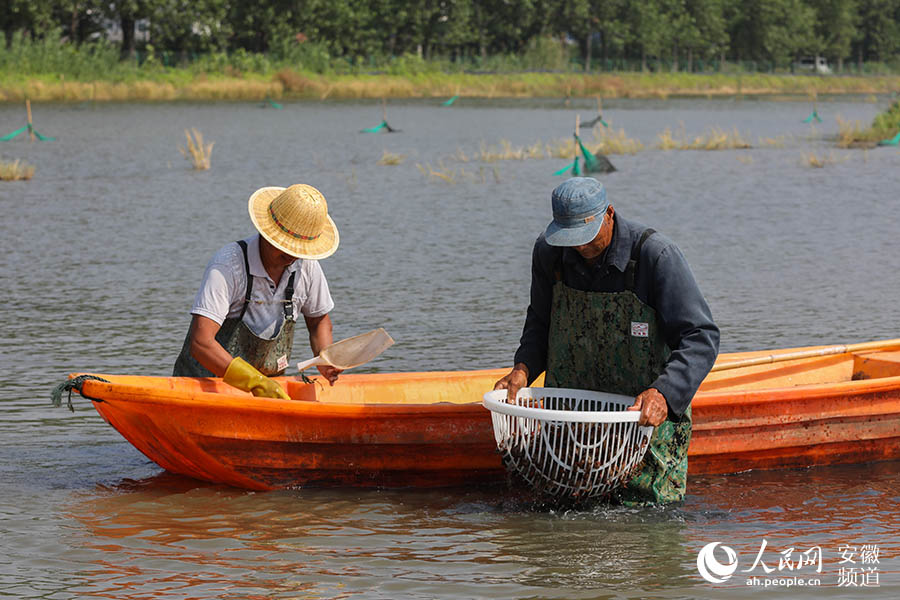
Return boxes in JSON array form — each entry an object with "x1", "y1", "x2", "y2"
[
  {"x1": 544, "y1": 229, "x2": 692, "y2": 504},
  {"x1": 173, "y1": 240, "x2": 297, "y2": 377}
]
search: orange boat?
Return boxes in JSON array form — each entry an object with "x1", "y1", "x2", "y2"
[{"x1": 65, "y1": 341, "x2": 900, "y2": 491}]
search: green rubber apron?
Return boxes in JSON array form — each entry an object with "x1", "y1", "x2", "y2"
[
  {"x1": 545, "y1": 229, "x2": 692, "y2": 504},
  {"x1": 173, "y1": 240, "x2": 297, "y2": 377}
]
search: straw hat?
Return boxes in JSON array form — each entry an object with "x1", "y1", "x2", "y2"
[{"x1": 248, "y1": 184, "x2": 339, "y2": 259}]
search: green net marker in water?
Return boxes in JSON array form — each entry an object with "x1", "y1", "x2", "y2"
[
  {"x1": 262, "y1": 98, "x2": 283, "y2": 109},
  {"x1": 580, "y1": 98, "x2": 609, "y2": 129},
  {"x1": 577, "y1": 136, "x2": 600, "y2": 172},
  {"x1": 31, "y1": 125, "x2": 55, "y2": 141},
  {"x1": 360, "y1": 120, "x2": 399, "y2": 133},
  {"x1": 0, "y1": 125, "x2": 28, "y2": 141},
  {"x1": 878, "y1": 131, "x2": 900, "y2": 146},
  {"x1": 442, "y1": 95, "x2": 459, "y2": 107},
  {"x1": 361, "y1": 121, "x2": 387, "y2": 133},
  {"x1": 803, "y1": 109, "x2": 823, "y2": 123},
  {"x1": 362, "y1": 99, "x2": 400, "y2": 133},
  {"x1": 576, "y1": 135, "x2": 615, "y2": 174},
  {"x1": 3, "y1": 101, "x2": 55, "y2": 141},
  {"x1": 554, "y1": 156, "x2": 581, "y2": 176},
  {"x1": 1, "y1": 124, "x2": 54, "y2": 142}
]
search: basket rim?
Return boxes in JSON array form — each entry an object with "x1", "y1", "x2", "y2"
[{"x1": 482, "y1": 387, "x2": 643, "y2": 424}]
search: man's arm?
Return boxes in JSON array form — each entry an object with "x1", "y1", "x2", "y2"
[
  {"x1": 495, "y1": 238, "x2": 557, "y2": 400},
  {"x1": 305, "y1": 313, "x2": 341, "y2": 385},
  {"x1": 189, "y1": 314, "x2": 235, "y2": 376},
  {"x1": 648, "y1": 244, "x2": 720, "y2": 419},
  {"x1": 190, "y1": 314, "x2": 289, "y2": 399},
  {"x1": 512, "y1": 237, "x2": 557, "y2": 384}
]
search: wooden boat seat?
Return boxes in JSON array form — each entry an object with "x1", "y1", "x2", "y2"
[{"x1": 851, "y1": 350, "x2": 900, "y2": 380}]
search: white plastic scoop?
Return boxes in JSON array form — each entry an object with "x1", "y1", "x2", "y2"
[{"x1": 296, "y1": 328, "x2": 394, "y2": 372}]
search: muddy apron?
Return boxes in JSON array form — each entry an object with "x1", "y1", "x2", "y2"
[
  {"x1": 173, "y1": 240, "x2": 297, "y2": 377},
  {"x1": 544, "y1": 229, "x2": 692, "y2": 504}
]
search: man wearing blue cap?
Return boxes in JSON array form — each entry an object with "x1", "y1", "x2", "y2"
[{"x1": 494, "y1": 177, "x2": 719, "y2": 504}]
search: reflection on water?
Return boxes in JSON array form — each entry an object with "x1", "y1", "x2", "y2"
[
  {"x1": 71, "y1": 475, "x2": 696, "y2": 599},
  {"x1": 51, "y1": 460, "x2": 897, "y2": 599},
  {"x1": 2, "y1": 98, "x2": 899, "y2": 598}
]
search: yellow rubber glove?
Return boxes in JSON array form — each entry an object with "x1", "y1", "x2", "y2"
[{"x1": 223, "y1": 357, "x2": 290, "y2": 400}]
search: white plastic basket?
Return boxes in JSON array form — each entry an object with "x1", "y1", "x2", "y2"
[{"x1": 482, "y1": 387, "x2": 653, "y2": 502}]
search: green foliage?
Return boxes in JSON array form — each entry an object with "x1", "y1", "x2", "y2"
[
  {"x1": 521, "y1": 36, "x2": 570, "y2": 71},
  {"x1": 0, "y1": 29, "x2": 124, "y2": 79},
  {"x1": 148, "y1": 0, "x2": 232, "y2": 56},
  {"x1": 872, "y1": 100, "x2": 900, "y2": 132},
  {"x1": 1, "y1": 0, "x2": 900, "y2": 79},
  {"x1": 760, "y1": 0, "x2": 817, "y2": 68},
  {"x1": 387, "y1": 53, "x2": 429, "y2": 76}
]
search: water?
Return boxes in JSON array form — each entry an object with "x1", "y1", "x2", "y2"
[{"x1": 1, "y1": 96, "x2": 898, "y2": 598}]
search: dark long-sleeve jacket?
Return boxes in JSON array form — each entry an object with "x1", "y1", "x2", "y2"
[{"x1": 513, "y1": 215, "x2": 720, "y2": 418}]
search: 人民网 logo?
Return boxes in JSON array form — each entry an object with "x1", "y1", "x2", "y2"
[{"x1": 697, "y1": 542, "x2": 739, "y2": 583}]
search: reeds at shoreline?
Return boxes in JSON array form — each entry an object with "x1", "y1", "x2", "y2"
[{"x1": 3, "y1": 71, "x2": 899, "y2": 104}]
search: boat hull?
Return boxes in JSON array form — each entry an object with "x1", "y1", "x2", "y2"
[{"x1": 76, "y1": 346, "x2": 900, "y2": 490}]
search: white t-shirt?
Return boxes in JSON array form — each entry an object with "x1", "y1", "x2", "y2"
[{"x1": 191, "y1": 234, "x2": 334, "y2": 339}]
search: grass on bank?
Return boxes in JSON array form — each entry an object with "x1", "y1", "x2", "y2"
[
  {"x1": 3, "y1": 30, "x2": 899, "y2": 103},
  {"x1": 0, "y1": 159, "x2": 35, "y2": 180},
  {"x1": 4, "y1": 69, "x2": 900, "y2": 104},
  {"x1": 839, "y1": 100, "x2": 900, "y2": 147}
]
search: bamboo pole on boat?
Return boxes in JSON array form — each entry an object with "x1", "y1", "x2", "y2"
[{"x1": 710, "y1": 338, "x2": 900, "y2": 373}]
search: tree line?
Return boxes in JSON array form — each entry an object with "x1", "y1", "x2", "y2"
[{"x1": 4, "y1": 0, "x2": 900, "y2": 73}]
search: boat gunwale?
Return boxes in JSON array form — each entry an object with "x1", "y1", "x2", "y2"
[
  {"x1": 72, "y1": 373, "x2": 495, "y2": 418},
  {"x1": 694, "y1": 373, "x2": 900, "y2": 406},
  {"x1": 73, "y1": 368, "x2": 900, "y2": 412}
]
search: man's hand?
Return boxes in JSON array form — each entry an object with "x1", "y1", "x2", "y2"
[
  {"x1": 317, "y1": 365, "x2": 342, "y2": 386},
  {"x1": 493, "y1": 363, "x2": 529, "y2": 402},
  {"x1": 627, "y1": 388, "x2": 668, "y2": 426}
]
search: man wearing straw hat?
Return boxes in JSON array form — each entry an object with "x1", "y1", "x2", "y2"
[
  {"x1": 174, "y1": 184, "x2": 341, "y2": 398},
  {"x1": 494, "y1": 177, "x2": 719, "y2": 504}
]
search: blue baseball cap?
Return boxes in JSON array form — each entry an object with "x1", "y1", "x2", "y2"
[{"x1": 543, "y1": 177, "x2": 608, "y2": 247}]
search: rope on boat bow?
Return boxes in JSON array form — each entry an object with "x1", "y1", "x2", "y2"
[{"x1": 51, "y1": 375, "x2": 110, "y2": 412}]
